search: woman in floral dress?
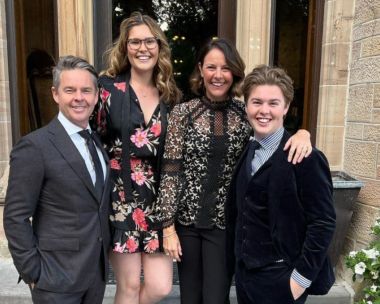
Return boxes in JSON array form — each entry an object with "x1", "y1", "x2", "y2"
[{"x1": 91, "y1": 12, "x2": 181, "y2": 304}]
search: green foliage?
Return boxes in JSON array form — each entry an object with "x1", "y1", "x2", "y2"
[{"x1": 346, "y1": 218, "x2": 380, "y2": 304}]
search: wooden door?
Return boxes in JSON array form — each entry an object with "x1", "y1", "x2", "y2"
[{"x1": 6, "y1": 0, "x2": 57, "y2": 140}]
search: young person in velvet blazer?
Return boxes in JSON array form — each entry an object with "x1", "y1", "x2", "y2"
[{"x1": 225, "y1": 65, "x2": 336, "y2": 304}]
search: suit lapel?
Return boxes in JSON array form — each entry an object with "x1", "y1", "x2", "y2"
[
  {"x1": 233, "y1": 143, "x2": 249, "y2": 179},
  {"x1": 267, "y1": 132, "x2": 293, "y2": 234},
  {"x1": 47, "y1": 118, "x2": 99, "y2": 202},
  {"x1": 268, "y1": 132, "x2": 291, "y2": 169},
  {"x1": 92, "y1": 131, "x2": 111, "y2": 206}
]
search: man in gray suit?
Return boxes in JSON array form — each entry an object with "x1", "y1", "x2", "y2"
[{"x1": 4, "y1": 55, "x2": 111, "y2": 304}]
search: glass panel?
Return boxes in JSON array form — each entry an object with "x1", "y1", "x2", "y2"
[
  {"x1": 273, "y1": 0, "x2": 309, "y2": 134},
  {"x1": 112, "y1": 0, "x2": 218, "y2": 99}
]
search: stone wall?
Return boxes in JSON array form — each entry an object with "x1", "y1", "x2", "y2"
[
  {"x1": 57, "y1": 0, "x2": 94, "y2": 63},
  {"x1": 339, "y1": 0, "x2": 380, "y2": 285},
  {"x1": 236, "y1": 0, "x2": 271, "y2": 73},
  {"x1": 316, "y1": 0, "x2": 356, "y2": 170},
  {"x1": 0, "y1": 0, "x2": 11, "y2": 200},
  {"x1": 0, "y1": 0, "x2": 11, "y2": 257}
]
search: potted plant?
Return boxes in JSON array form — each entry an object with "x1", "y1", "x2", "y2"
[
  {"x1": 329, "y1": 171, "x2": 364, "y2": 267},
  {"x1": 345, "y1": 218, "x2": 380, "y2": 304}
]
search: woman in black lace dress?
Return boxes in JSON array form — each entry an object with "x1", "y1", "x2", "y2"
[
  {"x1": 155, "y1": 38, "x2": 312, "y2": 304},
  {"x1": 91, "y1": 12, "x2": 181, "y2": 304}
]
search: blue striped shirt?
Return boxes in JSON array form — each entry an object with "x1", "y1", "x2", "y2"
[{"x1": 250, "y1": 127, "x2": 284, "y2": 176}]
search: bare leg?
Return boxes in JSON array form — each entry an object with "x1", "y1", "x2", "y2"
[
  {"x1": 110, "y1": 251, "x2": 142, "y2": 304},
  {"x1": 139, "y1": 253, "x2": 173, "y2": 304}
]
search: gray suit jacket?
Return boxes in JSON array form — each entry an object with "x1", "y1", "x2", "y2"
[{"x1": 4, "y1": 117, "x2": 111, "y2": 293}]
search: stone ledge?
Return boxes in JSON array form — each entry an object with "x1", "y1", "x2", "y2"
[
  {"x1": 0, "y1": 163, "x2": 8, "y2": 205},
  {"x1": 0, "y1": 241, "x2": 10, "y2": 258},
  {"x1": 0, "y1": 257, "x2": 354, "y2": 304}
]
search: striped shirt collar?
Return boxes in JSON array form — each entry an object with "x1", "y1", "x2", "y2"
[{"x1": 251, "y1": 127, "x2": 284, "y2": 151}]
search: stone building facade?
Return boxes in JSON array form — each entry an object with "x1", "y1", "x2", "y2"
[
  {"x1": 341, "y1": 0, "x2": 380, "y2": 280},
  {"x1": 0, "y1": 0, "x2": 11, "y2": 257},
  {"x1": 0, "y1": 0, "x2": 379, "y2": 295}
]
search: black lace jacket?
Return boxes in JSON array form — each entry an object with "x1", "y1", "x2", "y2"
[{"x1": 154, "y1": 97, "x2": 251, "y2": 230}]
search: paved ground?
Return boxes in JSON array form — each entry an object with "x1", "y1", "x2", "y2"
[{"x1": 0, "y1": 257, "x2": 353, "y2": 304}]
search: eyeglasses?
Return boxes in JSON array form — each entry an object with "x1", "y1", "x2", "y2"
[{"x1": 127, "y1": 37, "x2": 159, "y2": 50}]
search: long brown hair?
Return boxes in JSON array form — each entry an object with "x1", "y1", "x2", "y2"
[{"x1": 102, "y1": 11, "x2": 182, "y2": 105}]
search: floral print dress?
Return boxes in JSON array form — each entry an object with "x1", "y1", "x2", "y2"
[{"x1": 91, "y1": 73, "x2": 167, "y2": 254}]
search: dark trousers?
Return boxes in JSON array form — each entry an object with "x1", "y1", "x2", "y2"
[
  {"x1": 30, "y1": 260, "x2": 106, "y2": 304},
  {"x1": 176, "y1": 224, "x2": 231, "y2": 304},
  {"x1": 235, "y1": 261, "x2": 308, "y2": 304}
]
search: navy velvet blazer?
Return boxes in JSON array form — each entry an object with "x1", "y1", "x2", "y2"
[{"x1": 226, "y1": 130, "x2": 336, "y2": 295}]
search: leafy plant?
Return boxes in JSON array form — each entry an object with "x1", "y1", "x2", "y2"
[{"x1": 346, "y1": 218, "x2": 380, "y2": 304}]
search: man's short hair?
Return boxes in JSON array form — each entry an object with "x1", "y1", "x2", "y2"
[
  {"x1": 242, "y1": 65, "x2": 294, "y2": 106},
  {"x1": 52, "y1": 55, "x2": 98, "y2": 90}
]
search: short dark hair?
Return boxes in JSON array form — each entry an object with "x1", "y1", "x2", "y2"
[
  {"x1": 52, "y1": 55, "x2": 98, "y2": 90},
  {"x1": 242, "y1": 65, "x2": 294, "y2": 106},
  {"x1": 189, "y1": 38, "x2": 245, "y2": 97}
]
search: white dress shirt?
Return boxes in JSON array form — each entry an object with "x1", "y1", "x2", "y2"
[{"x1": 58, "y1": 112, "x2": 106, "y2": 185}]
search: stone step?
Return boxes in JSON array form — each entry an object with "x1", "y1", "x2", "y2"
[
  {"x1": 1, "y1": 283, "x2": 352, "y2": 304},
  {"x1": 103, "y1": 283, "x2": 353, "y2": 304},
  {"x1": 0, "y1": 258, "x2": 353, "y2": 304},
  {"x1": 306, "y1": 282, "x2": 354, "y2": 304}
]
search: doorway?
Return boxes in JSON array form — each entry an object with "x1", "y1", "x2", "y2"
[
  {"x1": 6, "y1": 0, "x2": 58, "y2": 140},
  {"x1": 271, "y1": 0, "x2": 324, "y2": 143}
]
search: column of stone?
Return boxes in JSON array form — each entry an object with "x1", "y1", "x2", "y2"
[
  {"x1": 340, "y1": 0, "x2": 380, "y2": 289},
  {"x1": 316, "y1": 0, "x2": 356, "y2": 171},
  {"x1": 0, "y1": 0, "x2": 12, "y2": 257},
  {"x1": 236, "y1": 0, "x2": 271, "y2": 74},
  {"x1": 0, "y1": 0, "x2": 11, "y2": 200},
  {"x1": 57, "y1": 0, "x2": 94, "y2": 63}
]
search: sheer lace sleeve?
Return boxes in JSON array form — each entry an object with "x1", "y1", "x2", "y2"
[{"x1": 155, "y1": 102, "x2": 188, "y2": 227}]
